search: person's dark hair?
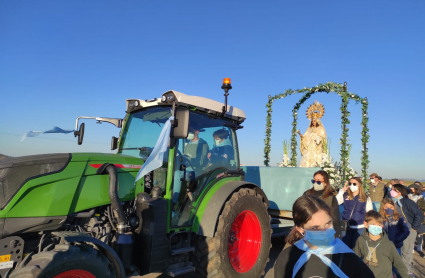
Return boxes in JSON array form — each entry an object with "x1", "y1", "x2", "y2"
[
  {"x1": 213, "y1": 129, "x2": 229, "y2": 139},
  {"x1": 365, "y1": 210, "x2": 383, "y2": 225},
  {"x1": 286, "y1": 195, "x2": 333, "y2": 245},
  {"x1": 392, "y1": 184, "x2": 408, "y2": 198},
  {"x1": 307, "y1": 170, "x2": 332, "y2": 199},
  {"x1": 408, "y1": 184, "x2": 421, "y2": 196},
  {"x1": 377, "y1": 176, "x2": 382, "y2": 181}
]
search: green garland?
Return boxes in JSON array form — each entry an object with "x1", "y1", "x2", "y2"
[{"x1": 264, "y1": 82, "x2": 370, "y2": 184}]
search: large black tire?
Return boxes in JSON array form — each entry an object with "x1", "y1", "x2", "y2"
[
  {"x1": 10, "y1": 244, "x2": 115, "y2": 278},
  {"x1": 192, "y1": 188, "x2": 272, "y2": 278}
]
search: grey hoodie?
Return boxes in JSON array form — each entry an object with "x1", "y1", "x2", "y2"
[{"x1": 353, "y1": 230, "x2": 408, "y2": 278}]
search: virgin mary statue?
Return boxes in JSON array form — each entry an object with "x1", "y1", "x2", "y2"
[{"x1": 298, "y1": 100, "x2": 327, "y2": 167}]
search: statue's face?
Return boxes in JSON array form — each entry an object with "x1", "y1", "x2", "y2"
[{"x1": 312, "y1": 118, "x2": 317, "y2": 125}]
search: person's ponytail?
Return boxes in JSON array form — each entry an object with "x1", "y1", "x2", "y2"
[{"x1": 286, "y1": 226, "x2": 304, "y2": 245}]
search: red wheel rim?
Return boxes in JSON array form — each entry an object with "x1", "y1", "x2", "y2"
[
  {"x1": 53, "y1": 270, "x2": 95, "y2": 278},
  {"x1": 228, "y1": 210, "x2": 262, "y2": 273}
]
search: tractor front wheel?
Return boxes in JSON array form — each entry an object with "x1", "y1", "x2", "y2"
[
  {"x1": 10, "y1": 244, "x2": 115, "y2": 278},
  {"x1": 193, "y1": 188, "x2": 271, "y2": 278}
]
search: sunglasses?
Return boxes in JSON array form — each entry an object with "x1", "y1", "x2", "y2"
[
  {"x1": 349, "y1": 183, "x2": 357, "y2": 186},
  {"x1": 311, "y1": 179, "x2": 323, "y2": 185}
]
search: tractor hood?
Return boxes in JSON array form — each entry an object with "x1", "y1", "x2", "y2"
[
  {"x1": 0, "y1": 153, "x2": 71, "y2": 210},
  {"x1": 0, "y1": 153, "x2": 144, "y2": 210}
]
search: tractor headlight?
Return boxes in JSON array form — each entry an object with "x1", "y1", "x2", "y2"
[
  {"x1": 161, "y1": 92, "x2": 176, "y2": 103},
  {"x1": 128, "y1": 100, "x2": 139, "y2": 110}
]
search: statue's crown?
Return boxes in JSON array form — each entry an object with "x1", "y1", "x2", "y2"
[{"x1": 306, "y1": 100, "x2": 325, "y2": 120}]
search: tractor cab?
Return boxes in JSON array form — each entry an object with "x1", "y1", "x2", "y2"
[{"x1": 117, "y1": 83, "x2": 246, "y2": 228}]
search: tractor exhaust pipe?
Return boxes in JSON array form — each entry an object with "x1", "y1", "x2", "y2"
[{"x1": 104, "y1": 164, "x2": 127, "y2": 233}]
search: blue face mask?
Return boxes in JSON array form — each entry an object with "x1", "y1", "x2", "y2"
[
  {"x1": 303, "y1": 227, "x2": 336, "y2": 248},
  {"x1": 385, "y1": 208, "x2": 394, "y2": 215},
  {"x1": 368, "y1": 225, "x2": 382, "y2": 236}
]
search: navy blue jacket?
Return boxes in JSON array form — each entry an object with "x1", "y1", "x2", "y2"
[
  {"x1": 383, "y1": 216, "x2": 410, "y2": 248},
  {"x1": 396, "y1": 197, "x2": 425, "y2": 232},
  {"x1": 341, "y1": 194, "x2": 367, "y2": 226}
]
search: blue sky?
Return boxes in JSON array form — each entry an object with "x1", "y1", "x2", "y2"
[{"x1": 1, "y1": 1, "x2": 424, "y2": 180}]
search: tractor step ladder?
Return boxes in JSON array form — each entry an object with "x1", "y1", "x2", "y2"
[
  {"x1": 167, "y1": 231, "x2": 196, "y2": 276},
  {"x1": 167, "y1": 262, "x2": 195, "y2": 277},
  {"x1": 170, "y1": 246, "x2": 195, "y2": 255}
]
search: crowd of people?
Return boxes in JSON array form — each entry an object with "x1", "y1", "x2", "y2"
[{"x1": 274, "y1": 170, "x2": 425, "y2": 278}]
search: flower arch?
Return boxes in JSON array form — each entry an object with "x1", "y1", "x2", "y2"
[{"x1": 264, "y1": 82, "x2": 369, "y2": 183}]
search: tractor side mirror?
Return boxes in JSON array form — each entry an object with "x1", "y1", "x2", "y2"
[
  {"x1": 111, "y1": 136, "x2": 118, "y2": 150},
  {"x1": 74, "y1": 123, "x2": 85, "y2": 145},
  {"x1": 171, "y1": 109, "x2": 189, "y2": 139}
]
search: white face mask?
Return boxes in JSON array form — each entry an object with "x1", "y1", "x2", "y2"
[
  {"x1": 350, "y1": 185, "x2": 359, "y2": 192},
  {"x1": 313, "y1": 182, "x2": 324, "y2": 191},
  {"x1": 187, "y1": 132, "x2": 195, "y2": 140},
  {"x1": 370, "y1": 178, "x2": 375, "y2": 183},
  {"x1": 214, "y1": 139, "x2": 221, "y2": 146}
]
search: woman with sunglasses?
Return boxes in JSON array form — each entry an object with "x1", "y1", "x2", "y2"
[
  {"x1": 336, "y1": 177, "x2": 373, "y2": 248},
  {"x1": 304, "y1": 170, "x2": 341, "y2": 238}
]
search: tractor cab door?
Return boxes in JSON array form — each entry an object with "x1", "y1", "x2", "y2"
[{"x1": 171, "y1": 111, "x2": 239, "y2": 227}]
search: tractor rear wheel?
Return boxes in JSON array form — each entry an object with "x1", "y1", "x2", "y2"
[
  {"x1": 192, "y1": 188, "x2": 271, "y2": 278},
  {"x1": 10, "y1": 244, "x2": 115, "y2": 278}
]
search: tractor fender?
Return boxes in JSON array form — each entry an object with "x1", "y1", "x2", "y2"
[
  {"x1": 197, "y1": 181, "x2": 269, "y2": 238},
  {"x1": 52, "y1": 231, "x2": 125, "y2": 278}
]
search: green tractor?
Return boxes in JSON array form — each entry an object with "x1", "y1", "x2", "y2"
[{"x1": 0, "y1": 79, "x2": 272, "y2": 278}]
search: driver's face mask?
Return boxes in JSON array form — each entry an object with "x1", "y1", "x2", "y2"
[{"x1": 187, "y1": 132, "x2": 195, "y2": 141}]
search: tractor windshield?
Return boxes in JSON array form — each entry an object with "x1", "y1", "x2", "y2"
[{"x1": 118, "y1": 106, "x2": 171, "y2": 159}]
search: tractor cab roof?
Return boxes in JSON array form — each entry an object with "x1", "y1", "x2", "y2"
[{"x1": 126, "y1": 90, "x2": 246, "y2": 124}]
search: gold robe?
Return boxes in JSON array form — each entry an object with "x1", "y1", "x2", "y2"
[{"x1": 299, "y1": 124, "x2": 327, "y2": 167}]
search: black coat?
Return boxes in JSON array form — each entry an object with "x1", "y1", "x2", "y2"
[
  {"x1": 397, "y1": 197, "x2": 425, "y2": 233},
  {"x1": 274, "y1": 245, "x2": 375, "y2": 278},
  {"x1": 209, "y1": 144, "x2": 233, "y2": 168}
]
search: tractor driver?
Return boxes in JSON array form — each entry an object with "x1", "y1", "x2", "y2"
[
  {"x1": 180, "y1": 125, "x2": 209, "y2": 171},
  {"x1": 172, "y1": 124, "x2": 209, "y2": 224},
  {"x1": 206, "y1": 129, "x2": 234, "y2": 169}
]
